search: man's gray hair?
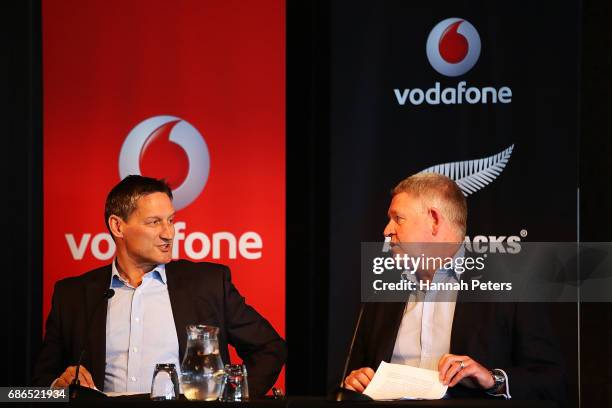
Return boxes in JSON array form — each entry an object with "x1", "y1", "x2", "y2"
[{"x1": 392, "y1": 173, "x2": 467, "y2": 237}]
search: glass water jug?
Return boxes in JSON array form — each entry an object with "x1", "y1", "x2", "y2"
[{"x1": 179, "y1": 325, "x2": 226, "y2": 401}]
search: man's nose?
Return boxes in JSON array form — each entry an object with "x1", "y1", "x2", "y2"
[
  {"x1": 160, "y1": 221, "x2": 175, "y2": 240},
  {"x1": 383, "y1": 221, "x2": 395, "y2": 238}
]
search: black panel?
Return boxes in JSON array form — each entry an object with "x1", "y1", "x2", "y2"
[
  {"x1": 286, "y1": 0, "x2": 330, "y2": 395},
  {"x1": 0, "y1": 0, "x2": 43, "y2": 387}
]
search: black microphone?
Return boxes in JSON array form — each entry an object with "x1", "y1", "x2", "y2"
[
  {"x1": 69, "y1": 288, "x2": 115, "y2": 400},
  {"x1": 330, "y1": 303, "x2": 373, "y2": 402}
]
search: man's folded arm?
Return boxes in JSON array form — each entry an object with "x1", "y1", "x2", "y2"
[
  {"x1": 221, "y1": 266, "x2": 287, "y2": 397},
  {"x1": 501, "y1": 303, "x2": 566, "y2": 402}
]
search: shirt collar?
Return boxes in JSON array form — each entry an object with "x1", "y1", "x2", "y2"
[
  {"x1": 110, "y1": 259, "x2": 167, "y2": 288},
  {"x1": 435, "y1": 243, "x2": 466, "y2": 282},
  {"x1": 399, "y1": 243, "x2": 465, "y2": 283}
]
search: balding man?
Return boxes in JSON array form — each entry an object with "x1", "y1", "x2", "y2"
[{"x1": 343, "y1": 173, "x2": 565, "y2": 402}]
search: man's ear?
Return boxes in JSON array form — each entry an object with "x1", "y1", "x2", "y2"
[
  {"x1": 108, "y1": 215, "x2": 125, "y2": 239},
  {"x1": 429, "y1": 207, "x2": 441, "y2": 236}
]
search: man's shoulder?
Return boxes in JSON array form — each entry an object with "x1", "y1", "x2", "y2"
[
  {"x1": 52, "y1": 264, "x2": 112, "y2": 293},
  {"x1": 165, "y1": 259, "x2": 230, "y2": 280},
  {"x1": 53, "y1": 264, "x2": 111, "y2": 300}
]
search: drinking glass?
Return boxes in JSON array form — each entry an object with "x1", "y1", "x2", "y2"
[
  {"x1": 150, "y1": 363, "x2": 179, "y2": 401},
  {"x1": 219, "y1": 364, "x2": 249, "y2": 402}
]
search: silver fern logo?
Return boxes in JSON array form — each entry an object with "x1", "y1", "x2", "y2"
[{"x1": 420, "y1": 144, "x2": 514, "y2": 196}]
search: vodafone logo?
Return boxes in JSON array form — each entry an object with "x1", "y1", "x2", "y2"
[
  {"x1": 426, "y1": 18, "x2": 481, "y2": 77},
  {"x1": 393, "y1": 17, "x2": 511, "y2": 106},
  {"x1": 66, "y1": 116, "x2": 265, "y2": 263},
  {"x1": 119, "y1": 115, "x2": 210, "y2": 211}
]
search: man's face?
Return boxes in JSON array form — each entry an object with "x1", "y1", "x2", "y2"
[
  {"x1": 383, "y1": 192, "x2": 433, "y2": 253},
  {"x1": 121, "y1": 192, "x2": 175, "y2": 266}
]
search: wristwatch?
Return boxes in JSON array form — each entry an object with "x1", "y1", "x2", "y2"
[{"x1": 487, "y1": 369, "x2": 506, "y2": 394}]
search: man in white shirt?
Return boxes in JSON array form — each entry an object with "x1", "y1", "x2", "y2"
[{"x1": 344, "y1": 173, "x2": 564, "y2": 401}]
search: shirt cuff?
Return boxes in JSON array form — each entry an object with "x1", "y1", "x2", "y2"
[{"x1": 486, "y1": 368, "x2": 511, "y2": 399}]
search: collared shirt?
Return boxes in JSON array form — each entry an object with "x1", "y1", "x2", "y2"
[
  {"x1": 104, "y1": 261, "x2": 180, "y2": 393},
  {"x1": 390, "y1": 262, "x2": 511, "y2": 399},
  {"x1": 391, "y1": 267, "x2": 458, "y2": 370}
]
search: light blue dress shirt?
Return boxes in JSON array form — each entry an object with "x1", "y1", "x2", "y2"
[{"x1": 104, "y1": 261, "x2": 181, "y2": 393}]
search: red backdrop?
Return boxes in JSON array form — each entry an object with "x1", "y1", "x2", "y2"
[{"x1": 43, "y1": 0, "x2": 285, "y2": 389}]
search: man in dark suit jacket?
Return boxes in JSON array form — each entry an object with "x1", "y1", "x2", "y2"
[
  {"x1": 344, "y1": 173, "x2": 565, "y2": 403},
  {"x1": 347, "y1": 301, "x2": 565, "y2": 401},
  {"x1": 32, "y1": 175, "x2": 286, "y2": 397}
]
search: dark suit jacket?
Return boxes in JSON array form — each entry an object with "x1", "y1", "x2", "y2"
[
  {"x1": 347, "y1": 301, "x2": 566, "y2": 403},
  {"x1": 32, "y1": 259, "x2": 287, "y2": 397}
]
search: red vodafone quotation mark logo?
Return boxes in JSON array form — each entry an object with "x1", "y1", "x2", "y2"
[
  {"x1": 426, "y1": 18, "x2": 481, "y2": 77},
  {"x1": 119, "y1": 115, "x2": 210, "y2": 211}
]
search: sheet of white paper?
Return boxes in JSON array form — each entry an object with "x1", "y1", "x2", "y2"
[
  {"x1": 104, "y1": 391, "x2": 143, "y2": 397},
  {"x1": 363, "y1": 361, "x2": 448, "y2": 400}
]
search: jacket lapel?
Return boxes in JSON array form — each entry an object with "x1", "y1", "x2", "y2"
[
  {"x1": 450, "y1": 287, "x2": 469, "y2": 353},
  {"x1": 84, "y1": 265, "x2": 112, "y2": 390},
  {"x1": 378, "y1": 302, "x2": 406, "y2": 364},
  {"x1": 165, "y1": 262, "x2": 195, "y2": 362}
]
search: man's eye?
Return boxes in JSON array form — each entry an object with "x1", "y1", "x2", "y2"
[{"x1": 168, "y1": 218, "x2": 174, "y2": 225}]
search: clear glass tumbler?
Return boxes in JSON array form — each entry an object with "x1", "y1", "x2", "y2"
[
  {"x1": 219, "y1": 364, "x2": 249, "y2": 402},
  {"x1": 150, "y1": 363, "x2": 179, "y2": 401}
]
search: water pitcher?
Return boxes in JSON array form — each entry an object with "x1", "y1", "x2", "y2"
[{"x1": 179, "y1": 325, "x2": 225, "y2": 401}]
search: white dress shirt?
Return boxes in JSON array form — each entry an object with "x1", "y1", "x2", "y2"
[
  {"x1": 390, "y1": 266, "x2": 511, "y2": 399},
  {"x1": 391, "y1": 268, "x2": 457, "y2": 370}
]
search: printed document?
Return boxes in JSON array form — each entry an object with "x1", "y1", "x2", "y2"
[{"x1": 363, "y1": 361, "x2": 447, "y2": 400}]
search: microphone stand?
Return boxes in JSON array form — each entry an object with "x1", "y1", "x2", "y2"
[
  {"x1": 69, "y1": 289, "x2": 115, "y2": 400},
  {"x1": 330, "y1": 303, "x2": 373, "y2": 402}
]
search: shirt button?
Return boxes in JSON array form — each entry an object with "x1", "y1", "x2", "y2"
[
  {"x1": 130, "y1": 376, "x2": 137, "y2": 382},
  {"x1": 134, "y1": 317, "x2": 140, "y2": 323},
  {"x1": 133, "y1": 347, "x2": 138, "y2": 353}
]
